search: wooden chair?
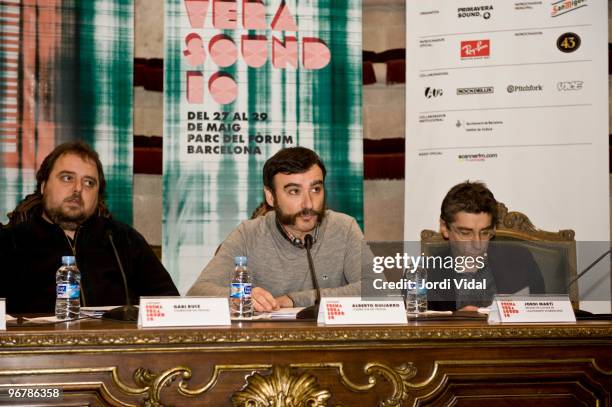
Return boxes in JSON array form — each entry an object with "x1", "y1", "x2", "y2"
[{"x1": 421, "y1": 202, "x2": 578, "y2": 306}]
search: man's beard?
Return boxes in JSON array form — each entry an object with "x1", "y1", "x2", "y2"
[
  {"x1": 274, "y1": 199, "x2": 326, "y2": 227},
  {"x1": 43, "y1": 193, "x2": 89, "y2": 231}
]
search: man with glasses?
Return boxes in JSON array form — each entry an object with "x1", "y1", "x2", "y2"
[{"x1": 427, "y1": 181, "x2": 544, "y2": 311}]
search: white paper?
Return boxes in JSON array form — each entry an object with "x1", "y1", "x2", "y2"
[
  {"x1": 0, "y1": 299, "x2": 5, "y2": 330},
  {"x1": 138, "y1": 297, "x2": 231, "y2": 327},
  {"x1": 321, "y1": 297, "x2": 407, "y2": 325}
]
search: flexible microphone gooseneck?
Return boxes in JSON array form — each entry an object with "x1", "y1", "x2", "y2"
[
  {"x1": 566, "y1": 248, "x2": 612, "y2": 320},
  {"x1": 102, "y1": 232, "x2": 139, "y2": 321},
  {"x1": 296, "y1": 234, "x2": 321, "y2": 320},
  {"x1": 566, "y1": 249, "x2": 611, "y2": 291}
]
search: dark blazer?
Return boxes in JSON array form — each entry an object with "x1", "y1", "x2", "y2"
[{"x1": 427, "y1": 242, "x2": 545, "y2": 311}]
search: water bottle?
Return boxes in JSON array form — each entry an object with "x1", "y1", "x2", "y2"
[
  {"x1": 230, "y1": 256, "x2": 253, "y2": 319},
  {"x1": 404, "y1": 267, "x2": 427, "y2": 314},
  {"x1": 55, "y1": 256, "x2": 81, "y2": 320}
]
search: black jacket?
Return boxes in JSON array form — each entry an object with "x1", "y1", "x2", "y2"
[
  {"x1": 0, "y1": 215, "x2": 178, "y2": 314},
  {"x1": 427, "y1": 242, "x2": 546, "y2": 311}
]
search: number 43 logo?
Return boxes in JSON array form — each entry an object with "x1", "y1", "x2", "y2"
[{"x1": 557, "y1": 32, "x2": 581, "y2": 53}]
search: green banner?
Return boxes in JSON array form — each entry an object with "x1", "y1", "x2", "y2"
[
  {"x1": 0, "y1": 0, "x2": 133, "y2": 224},
  {"x1": 164, "y1": 0, "x2": 363, "y2": 292}
]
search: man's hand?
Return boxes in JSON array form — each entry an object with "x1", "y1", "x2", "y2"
[
  {"x1": 252, "y1": 287, "x2": 279, "y2": 312},
  {"x1": 458, "y1": 305, "x2": 479, "y2": 312},
  {"x1": 275, "y1": 295, "x2": 294, "y2": 308},
  {"x1": 251, "y1": 288, "x2": 294, "y2": 312}
]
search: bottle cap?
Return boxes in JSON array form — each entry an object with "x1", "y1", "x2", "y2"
[
  {"x1": 62, "y1": 256, "x2": 76, "y2": 265},
  {"x1": 234, "y1": 256, "x2": 247, "y2": 266}
]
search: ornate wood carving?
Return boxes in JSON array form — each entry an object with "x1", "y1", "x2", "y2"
[
  {"x1": 351, "y1": 362, "x2": 417, "y2": 407},
  {"x1": 134, "y1": 366, "x2": 191, "y2": 407},
  {"x1": 0, "y1": 353, "x2": 610, "y2": 406},
  {"x1": 122, "y1": 362, "x2": 417, "y2": 407},
  {"x1": 231, "y1": 365, "x2": 331, "y2": 407}
]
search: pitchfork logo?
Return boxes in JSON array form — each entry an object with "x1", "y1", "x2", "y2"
[{"x1": 461, "y1": 40, "x2": 490, "y2": 59}]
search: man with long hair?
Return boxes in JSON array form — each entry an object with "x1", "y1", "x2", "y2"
[{"x1": 0, "y1": 141, "x2": 178, "y2": 314}]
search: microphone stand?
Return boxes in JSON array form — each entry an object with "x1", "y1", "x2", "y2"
[
  {"x1": 566, "y1": 249, "x2": 612, "y2": 320},
  {"x1": 296, "y1": 234, "x2": 320, "y2": 320},
  {"x1": 102, "y1": 233, "x2": 139, "y2": 321}
]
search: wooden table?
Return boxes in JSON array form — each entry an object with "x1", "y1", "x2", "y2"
[{"x1": 0, "y1": 318, "x2": 611, "y2": 406}]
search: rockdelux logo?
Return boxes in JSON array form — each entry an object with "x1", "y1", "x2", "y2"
[
  {"x1": 461, "y1": 40, "x2": 490, "y2": 58},
  {"x1": 551, "y1": 0, "x2": 587, "y2": 17},
  {"x1": 458, "y1": 5, "x2": 493, "y2": 19},
  {"x1": 457, "y1": 87, "x2": 494, "y2": 95},
  {"x1": 507, "y1": 84, "x2": 543, "y2": 93}
]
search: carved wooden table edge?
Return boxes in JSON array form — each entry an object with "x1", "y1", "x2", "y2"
[{"x1": 1, "y1": 320, "x2": 611, "y2": 348}]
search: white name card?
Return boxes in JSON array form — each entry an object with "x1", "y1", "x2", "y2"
[
  {"x1": 138, "y1": 297, "x2": 231, "y2": 328},
  {"x1": 488, "y1": 294, "x2": 576, "y2": 324},
  {"x1": 318, "y1": 297, "x2": 406, "y2": 325},
  {"x1": 0, "y1": 299, "x2": 5, "y2": 330}
]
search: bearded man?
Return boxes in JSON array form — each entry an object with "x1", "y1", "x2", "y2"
[
  {"x1": 0, "y1": 141, "x2": 178, "y2": 314},
  {"x1": 187, "y1": 147, "x2": 364, "y2": 311}
]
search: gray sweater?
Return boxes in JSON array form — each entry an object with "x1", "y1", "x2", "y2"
[{"x1": 187, "y1": 210, "x2": 365, "y2": 307}]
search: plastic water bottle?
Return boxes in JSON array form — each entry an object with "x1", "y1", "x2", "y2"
[
  {"x1": 404, "y1": 267, "x2": 427, "y2": 314},
  {"x1": 55, "y1": 256, "x2": 81, "y2": 320},
  {"x1": 230, "y1": 256, "x2": 253, "y2": 319}
]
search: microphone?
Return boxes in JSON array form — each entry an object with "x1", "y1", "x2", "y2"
[
  {"x1": 566, "y1": 248, "x2": 612, "y2": 320},
  {"x1": 566, "y1": 249, "x2": 611, "y2": 290},
  {"x1": 102, "y1": 231, "x2": 139, "y2": 321},
  {"x1": 296, "y1": 234, "x2": 321, "y2": 320}
]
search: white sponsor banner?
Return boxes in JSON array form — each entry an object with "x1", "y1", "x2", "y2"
[{"x1": 405, "y1": 1, "x2": 610, "y2": 312}]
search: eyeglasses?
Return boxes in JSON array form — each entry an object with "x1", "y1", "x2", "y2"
[{"x1": 448, "y1": 225, "x2": 495, "y2": 241}]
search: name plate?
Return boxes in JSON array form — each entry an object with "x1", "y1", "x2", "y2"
[
  {"x1": 0, "y1": 299, "x2": 5, "y2": 330},
  {"x1": 318, "y1": 297, "x2": 406, "y2": 325},
  {"x1": 138, "y1": 297, "x2": 231, "y2": 328},
  {"x1": 488, "y1": 294, "x2": 576, "y2": 323}
]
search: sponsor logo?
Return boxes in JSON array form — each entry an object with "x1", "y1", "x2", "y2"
[
  {"x1": 557, "y1": 80, "x2": 583, "y2": 91},
  {"x1": 507, "y1": 84, "x2": 543, "y2": 93},
  {"x1": 457, "y1": 5, "x2": 493, "y2": 19},
  {"x1": 461, "y1": 40, "x2": 490, "y2": 58},
  {"x1": 457, "y1": 87, "x2": 494, "y2": 95},
  {"x1": 557, "y1": 32, "x2": 581, "y2": 53},
  {"x1": 551, "y1": 0, "x2": 587, "y2": 17},
  {"x1": 424, "y1": 87, "x2": 444, "y2": 98},
  {"x1": 515, "y1": 1, "x2": 543, "y2": 10},
  {"x1": 458, "y1": 153, "x2": 498, "y2": 162}
]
